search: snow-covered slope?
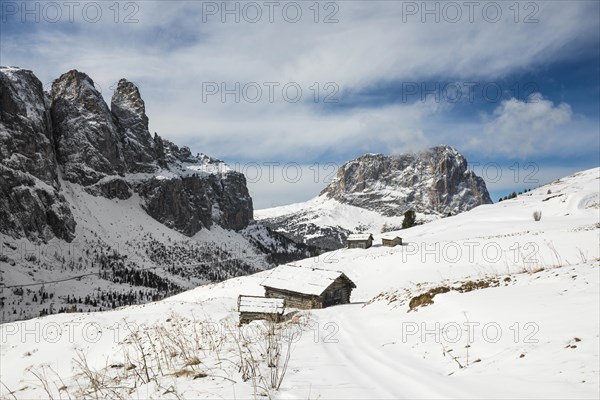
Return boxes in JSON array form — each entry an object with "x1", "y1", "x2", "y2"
[
  {"x1": 256, "y1": 195, "x2": 438, "y2": 250},
  {"x1": 0, "y1": 176, "x2": 313, "y2": 322},
  {"x1": 257, "y1": 146, "x2": 491, "y2": 250},
  {"x1": 1, "y1": 167, "x2": 598, "y2": 399}
]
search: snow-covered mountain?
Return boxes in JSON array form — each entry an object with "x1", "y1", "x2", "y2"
[
  {"x1": 1, "y1": 167, "x2": 597, "y2": 399},
  {"x1": 257, "y1": 146, "x2": 492, "y2": 249},
  {"x1": 0, "y1": 67, "x2": 314, "y2": 322}
]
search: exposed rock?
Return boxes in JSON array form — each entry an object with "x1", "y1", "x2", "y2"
[
  {"x1": 84, "y1": 177, "x2": 132, "y2": 200},
  {"x1": 162, "y1": 139, "x2": 196, "y2": 164},
  {"x1": 0, "y1": 67, "x2": 76, "y2": 242},
  {"x1": 0, "y1": 165, "x2": 76, "y2": 242},
  {"x1": 153, "y1": 133, "x2": 168, "y2": 168},
  {"x1": 51, "y1": 70, "x2": 125, "y2": 185},
  {"x1": 218, "y1": 171, "x2": 254, "y2": 230},
  {"x1": 111, "y1": 79, "x2": 157, "y2": 173},
  {"x1": 259, "y1": 218, "x2": 350, "y2": 251},
  {"x1": 138, "y1": 171, "x2": 252, "y2": 235},
  {"x1": 321, "y1": 146, "x2": 492, "y2": 216},
  {"x1": 0, "y1": 67, "x2": 58, "y2": 186}
]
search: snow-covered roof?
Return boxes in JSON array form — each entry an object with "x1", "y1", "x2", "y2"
[
  {"x1": 381, "y1": 235, "x2": 402, "y2": 241},
  {"x1": 238, "y1": 296, "x2": 285, "y2": 314},
  {"x1": 347, "y1": 233, "x2": 373, "y2": 241},
  {"x1": 260, "y1": 264, "x2": 355, "y2": 296}
]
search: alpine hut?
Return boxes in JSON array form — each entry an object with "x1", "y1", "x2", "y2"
[
  {"x1": 260, "y1": 264, "x2": 356, "y2": 309},
  {"x1": 237, "y1": 295, "x2": 285, "y2": 324},
  {"x1": 381, "y1": 235, "x2": 403, "y2": 247},
  {"x1": 346, "y1": 233, "x2": 374, "y2": 249}
]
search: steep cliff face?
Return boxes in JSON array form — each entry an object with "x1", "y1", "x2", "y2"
[
  {"x1": 0, "y1": 67, "x2": 76, "y2": 241},
  {"x1": 138, "y1": 171, "x2": 252, "y2": 235},
  {"x1": 0, "y1": 68, "x2": 57, "y2": 185},
  {"x1": 111, "y1": 78, "x2": 157, "y2": 173},
  {"x1": 51, "y1": 70, "x2": 125, "y2": 185},
  {"x1": 0, "y1": 67, "x2": 253, "y2": 242},
  {"x1": 321, "y1": 146, "x2": 492, "y2": 216}
]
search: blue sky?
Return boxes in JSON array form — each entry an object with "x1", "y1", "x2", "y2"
[{"x1": 1, "y1": 0, "x2": 598, "y2": 208}]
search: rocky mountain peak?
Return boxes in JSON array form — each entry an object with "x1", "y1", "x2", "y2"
[
  {"x1": 1, "y1": 67, "x2": 253, "y2": 242},
  {"x1": 51, "y1": 69, "x2": 100, "y2": 102},
  {"x1": 112, "y1": 78, "x2": 148, "y2": 124},
  {"x1": 321, "y1": 145, "x2": 492, "y2": 216},
  {"x1": 111, "y1": 78, "x2": 156, "y2": 172},
  {"x1": 51, "y1": 69, "x2": 126, "y2": 184},
  {"x1": 0, "y1": 67, "x2": 76, "y2": 242}
]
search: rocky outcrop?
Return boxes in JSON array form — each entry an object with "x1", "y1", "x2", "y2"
[
  {"x1": 0, "y1": 67, "x2": 253, "y2": 242},
  {"x1": 138, "y1": 171, "x2": 252, "y2": 235},
  {"x1": 0, "y1": 67, "x2": 58, "y2": 185},
  {"x1": 321, "y1": 146, "x2": 492, "y2": 216},
  {"x1": 84, "y1": 177, "x2": 133, "y2": 200},
  {"x1": 111, "y1": 79, "x2": 157, "y2": 173},
  {"x1": 51, "y1": 70, "x2": 125, "y2": 185},
  {"x1": 0, "y1": 165, "x2": 76, "y2": 242},
  {"x1": 0, "y1": 68, "x2": 76, "y2": 242}
]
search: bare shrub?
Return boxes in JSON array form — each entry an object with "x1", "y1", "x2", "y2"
[{"x1": 12, "y1": 311, "x2": 301, "y2": 400}]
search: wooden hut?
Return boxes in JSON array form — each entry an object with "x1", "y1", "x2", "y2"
[
  {"x1": 237, "y1": 295, "x2": 285, "y2": 324},
  {"x1": 382, "y1": 235, "x2": 403, "y2": 247},
  {"x1": 260, "y1": 264, "x2": 356, "y2": 309},
  {"x1": 346, "y1": 233, "x2": 374, "y2": 249}
]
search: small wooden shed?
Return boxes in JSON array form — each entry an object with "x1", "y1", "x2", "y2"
[
  {"x1": 382, "y1": 235, "x2": 403, "y2": 247},
  {"x1": 237, "y1": 295, "x2": 285, "y2": 324},
  {"x1": 346, "y1": 233, "x2": 374, "y2": 249},
  {"x1": 260, "y1": 264, "x2": 356, "y2": 309}
]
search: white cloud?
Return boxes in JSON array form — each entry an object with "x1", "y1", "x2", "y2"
[
  {"x1": 467, "y1": 93, "x2": 572, "y2": 157},
  {"x1": 171, "y1": 98, "x2": 439, "y2": 161}
]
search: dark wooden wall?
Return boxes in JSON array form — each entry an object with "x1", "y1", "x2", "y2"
[
  {"x1": 382, "y1": 238, "x2": 402, "y2": 246},
  {"x1": 265, "y1": 287, "x2": 322, "y2": 309},
  {"x1": 321, "y1": 277, "x2": 353, "y2": 307},
  {"x1": 347, "y1": 240, "x2": 372, "y2": 249},
  {"x1": 264, "y1": 276, "x2": 354, "y2": 309}
]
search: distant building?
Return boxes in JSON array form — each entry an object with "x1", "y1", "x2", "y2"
[
  {"x1": 381, "y1": 235, "x2": 402, "y2": 247},
  {"x1": 260, "y1": 264, "x2": 356, "y2": 309},
  {"x1": 237, "y1": 295, "x2": 285, "y2": 324},
  {"x1": 346, "y1": 233, "x2": 374, "y2": 249}
]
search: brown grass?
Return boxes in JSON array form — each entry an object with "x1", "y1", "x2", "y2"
[{"x1": 409, "y1": 278, "x2": 503, "y2": 311}]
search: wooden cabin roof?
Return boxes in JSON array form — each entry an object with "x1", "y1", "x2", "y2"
[
  {"x1": 347, "y1": 233, "x2": 373, "y2": 241},
  {"x1": 238, "y1": 295, "x2": 285, "y2": 314},
  {"x1": 260, "y1": 264, "x2": 356, "y2": 296},
  {"x1": 381, "y1": 235, "x2": 402, "y2": 241}
]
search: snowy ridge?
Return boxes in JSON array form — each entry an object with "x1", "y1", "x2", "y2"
[{"x1": 256, "y1": 194, "x2": 437, "y2": 250}]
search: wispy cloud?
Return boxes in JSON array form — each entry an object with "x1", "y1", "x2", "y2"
[{"x1": 470, "y1": 94, "x2": 573, "y2": 157}]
